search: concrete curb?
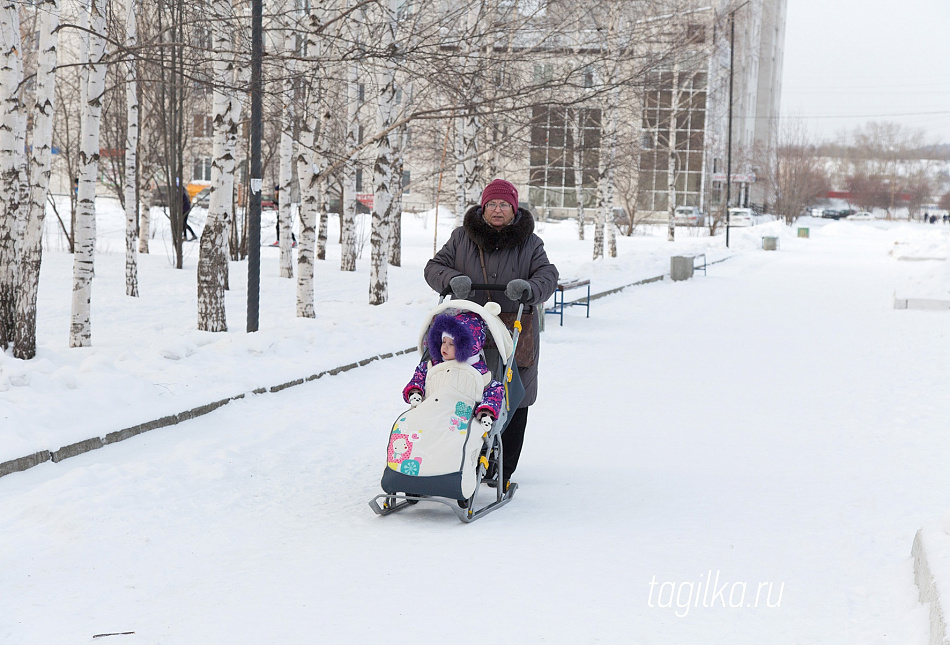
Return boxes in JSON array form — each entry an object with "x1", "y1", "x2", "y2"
[
  {"x1": 914, "y1": 528, "x2": 950, "y2": 645},
  {"x1": 1, "y1": 256, "x2": 734, "y2": 480},
  {"x1": 0, "y1": 346, "x2": 417, "y2": 480}
]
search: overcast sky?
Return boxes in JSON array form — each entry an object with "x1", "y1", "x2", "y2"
[{"x1": 780, "y1": 0, "x2": 950, "y2": 145}]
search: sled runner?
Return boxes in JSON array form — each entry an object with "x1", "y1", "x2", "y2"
[{"x1": 369, "y1": 285, "x2": 527, "y2": 522}]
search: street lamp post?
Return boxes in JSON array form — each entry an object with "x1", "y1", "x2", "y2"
[{"x1": 246, "y1": 0, "x2": 262, "y2": 332}]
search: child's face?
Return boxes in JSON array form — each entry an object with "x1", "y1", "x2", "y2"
[{"x1": 440, "y1": 336, "x2": 456, "y2": 361}]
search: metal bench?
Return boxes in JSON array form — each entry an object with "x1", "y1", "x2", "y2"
[{"x1": 545, "y1": 278, "x2": 591, "y2": 326}]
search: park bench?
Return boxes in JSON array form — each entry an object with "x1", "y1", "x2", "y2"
[{"x1": 545, "y1": 278, "x2": 591, "y2": 326}]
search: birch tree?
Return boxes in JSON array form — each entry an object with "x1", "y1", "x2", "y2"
[
  {"x1": 70, "y1": 0, "x2": 107, "y2": 347},
  {"x1": 276, "y1": 23, "x2": 296, "y2": 279},
  {"x1": 123, "y1": 0, "x2": 139, "y2": 295},
  {"x1": 0, "y1": 0, "x2": 27, "y2": 350},
  {"x1": 593, "y1": 11, "x2": 620, "y2": 262},
  {"x1": 197, "y1": 0, "x2": 242, "y2": 332},
  {"x1": 594, "y1": 87, "x2": 619, "y2": 260},
  {"x1": 368, "y1": 0, "x2": 397, "y2": 305},
  {"x1": 339, "y1": 0, "x2": 359, "y2": 272},
  {"x1": 666, "y1": 62, "x2": 679, "y2": 242},
  {"x1": 295, "y1": 0, "x2": 329, "y2": 318},
  {"x1": 453, "y1": 4, "x2": 480, "y2": 226},
  {"x1": 388, "y1": 117, "x2": 407, "y2": 267},
  {"x1": 14, "y1": 0, "x2": 60, "y2": 359}
]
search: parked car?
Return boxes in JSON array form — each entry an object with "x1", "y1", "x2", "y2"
[
  {"x1": 261, "y1": 194, "x2": 277, "y2": 211},
  {"x1": 822, "y1": 208, "x2": 855, "y2": 220},
  {"x1": 193, "y1": 186, "x2": 211, "y2": 208},
  {"x1": 728, "y1": 207, "x2": 755, "y2": 227},
  {"x1": 674, "y1": 205, "x2": 704, "y2": 226},
  {"x1": 849, "y1": 211, "x2": 874, "y2": 220}
]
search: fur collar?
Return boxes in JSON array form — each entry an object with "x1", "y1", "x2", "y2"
[{"x1": 463, "y1": 204, "x2": 535, "y2": 251}]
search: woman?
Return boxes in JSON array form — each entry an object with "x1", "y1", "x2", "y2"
[{"x1": 424, "y1": 179, "x2": 559, "y2": 491}]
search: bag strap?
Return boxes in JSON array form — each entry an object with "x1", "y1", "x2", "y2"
[{"x1": 478, "y1": 248, "x2": 492, "y2": 303}]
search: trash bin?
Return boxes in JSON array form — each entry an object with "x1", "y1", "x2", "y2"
[
  {"x1": 762, "y1": 236, "x2": 779, "y2": 251},
  {"x1": 670, "y1": 256, "x2": 694, "y2": 281},
  {"x1": 797, "y1": 227, "x2": 809, "y2": 238}
]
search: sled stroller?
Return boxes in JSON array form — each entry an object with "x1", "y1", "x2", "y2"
[{"x1": 368, "y1": 285, "x2": 527, "y2": 522}]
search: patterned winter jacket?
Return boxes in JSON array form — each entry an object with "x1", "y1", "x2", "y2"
[{"x1": 403, "y1": 358, "x2": 504, "y2": 420}]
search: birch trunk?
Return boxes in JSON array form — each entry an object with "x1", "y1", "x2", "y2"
[
  {"x1": 389, "y1": 120, "x2": 406, "y2": 267},
  {"x1": 605, "y1": 92, "x2": 618, "y2": 258},
  {"x1": 340, "y1": 7, "x2": 359, "y2": 273},
  {"x1": 316, "y1": 82, "x2": 331, "y2": 262},
  {"x1": 123, "y1": 0, "x2": 139, "y2": 295},
  {"x1": 14, "y1": 0, "x2": 59, "y2": 359},
  {"x1": 594, "y1": 94, "x2": 618, "y2": 260},
  {"x1": 667, "y1": 63, "x2": 679, "y2": 242},
  {"x1": 295, "y1": 1, "x2": 328, "y2": 318},
  {"x1": 295, "y1": 124, "x2": 317, "y2": 316},
  {"x1": 137, "y1": 189, "x2": 150, "y2": 252},
  {"x1": 277, "y1": 26, "x2": 296, "y2": 278},
  {"x1": 197, "y1": 0, "x2": 241, "y2": 332},
  {"x1": 0, "y1": 0, "x2": 27, "y2": 349},
  {"x1": 368, "y1": 0, "x2": 397, "y2": 305},
  {"x1": 69, "y1": 0, "x2": 106, "y2": 348},
  {"x1": 453, "y1": 6, "x2": 480, "y2": 226},
  {"x1": 454, "y1": 119, "x2": 465, "y2": 225},
  {"x1": 569, "y1": 108, "x2": 585, "y2": 240}
]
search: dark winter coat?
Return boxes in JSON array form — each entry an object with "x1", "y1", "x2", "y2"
[{"x1": 424, "y1": 205, "x2": 559, "y2": 407}]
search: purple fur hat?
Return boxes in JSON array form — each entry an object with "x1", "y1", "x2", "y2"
[{"x1": 427, "y1": 311, "x2": 487, "y2": 362}]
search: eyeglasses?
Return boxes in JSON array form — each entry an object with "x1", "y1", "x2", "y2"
[{"x1": 485, "y1": 201, "x2": 512, "y2": 212}]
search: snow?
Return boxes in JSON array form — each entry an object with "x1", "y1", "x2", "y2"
[{"x1": 2, "y1": 201, "x2": 950, "y2": 643}]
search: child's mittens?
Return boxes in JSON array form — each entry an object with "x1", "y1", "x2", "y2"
[
  {"x1": 408, "y1": 391, "x2": 423, "y2": 407},
  {"x1": 478, "y1": 413, "x2": 494, "y2": 429}
]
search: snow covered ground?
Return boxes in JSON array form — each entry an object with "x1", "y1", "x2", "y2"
[{"x1": 2, "y1": 201, "x2": 950, "y2": 643}]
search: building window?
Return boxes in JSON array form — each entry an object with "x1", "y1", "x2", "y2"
[
  {"x1": 193, "y1": 157, "x2": 212, "y2": 182},
  {"x1": 355, "y1": 168, "x2": 363, "y2": 192},
  {"x1": 193, "y1": 115, "x2": 213, "y2": 138},
  {"x1": 583, "y1": 66, "x2": 595, "y2": 88},
  {"x1": 532, "y1": 63, "x2": 554, "y2": 84},
  {"x1": 528, "y1": 105, "x2": 601, "y2": 209},
  {"x1": 402, "y1": 170, "x2": 410, "y2": 193},
  {"x1": 638, "y1": 70, "x2": 708, "y2": 213},
  {"x1": 686, "y1": 23, "x2": 706, "y2": 44}
]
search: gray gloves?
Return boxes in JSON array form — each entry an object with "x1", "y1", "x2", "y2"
[
  {"x1": 449, "y1": 275, "x2": 472, "y2": 300},
  {"x1": 505, "y1": 279, "x2": 532, "y2": 303}
]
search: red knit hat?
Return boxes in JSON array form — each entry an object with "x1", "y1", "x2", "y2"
[{"x1": 480, "y1": 179, "x2": 519, "y2": 213}]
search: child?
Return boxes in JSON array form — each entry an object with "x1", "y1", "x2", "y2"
[{"x1": 403, "y1": 310, "x2": 503, "y2": 428}]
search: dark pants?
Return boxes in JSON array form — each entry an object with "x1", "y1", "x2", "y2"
[
  {"x1": 183, "y1": 213, "x2": 197, "y2": 241},
  {"x1": 502, "y1": 406, "x2": 529, "y2": 481}
]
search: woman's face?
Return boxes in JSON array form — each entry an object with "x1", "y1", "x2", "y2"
[{"x1": 482, "y1": 200, "x2": 516, "y2": 230}]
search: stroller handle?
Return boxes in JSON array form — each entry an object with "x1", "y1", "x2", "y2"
[{"x1": 440, "y1": 283, "x2": 528, "y2": 302}]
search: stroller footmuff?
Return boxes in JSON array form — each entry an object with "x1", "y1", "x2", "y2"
[{"x1": 369, "y1": 292, "x2": 526, "y2": 522}]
